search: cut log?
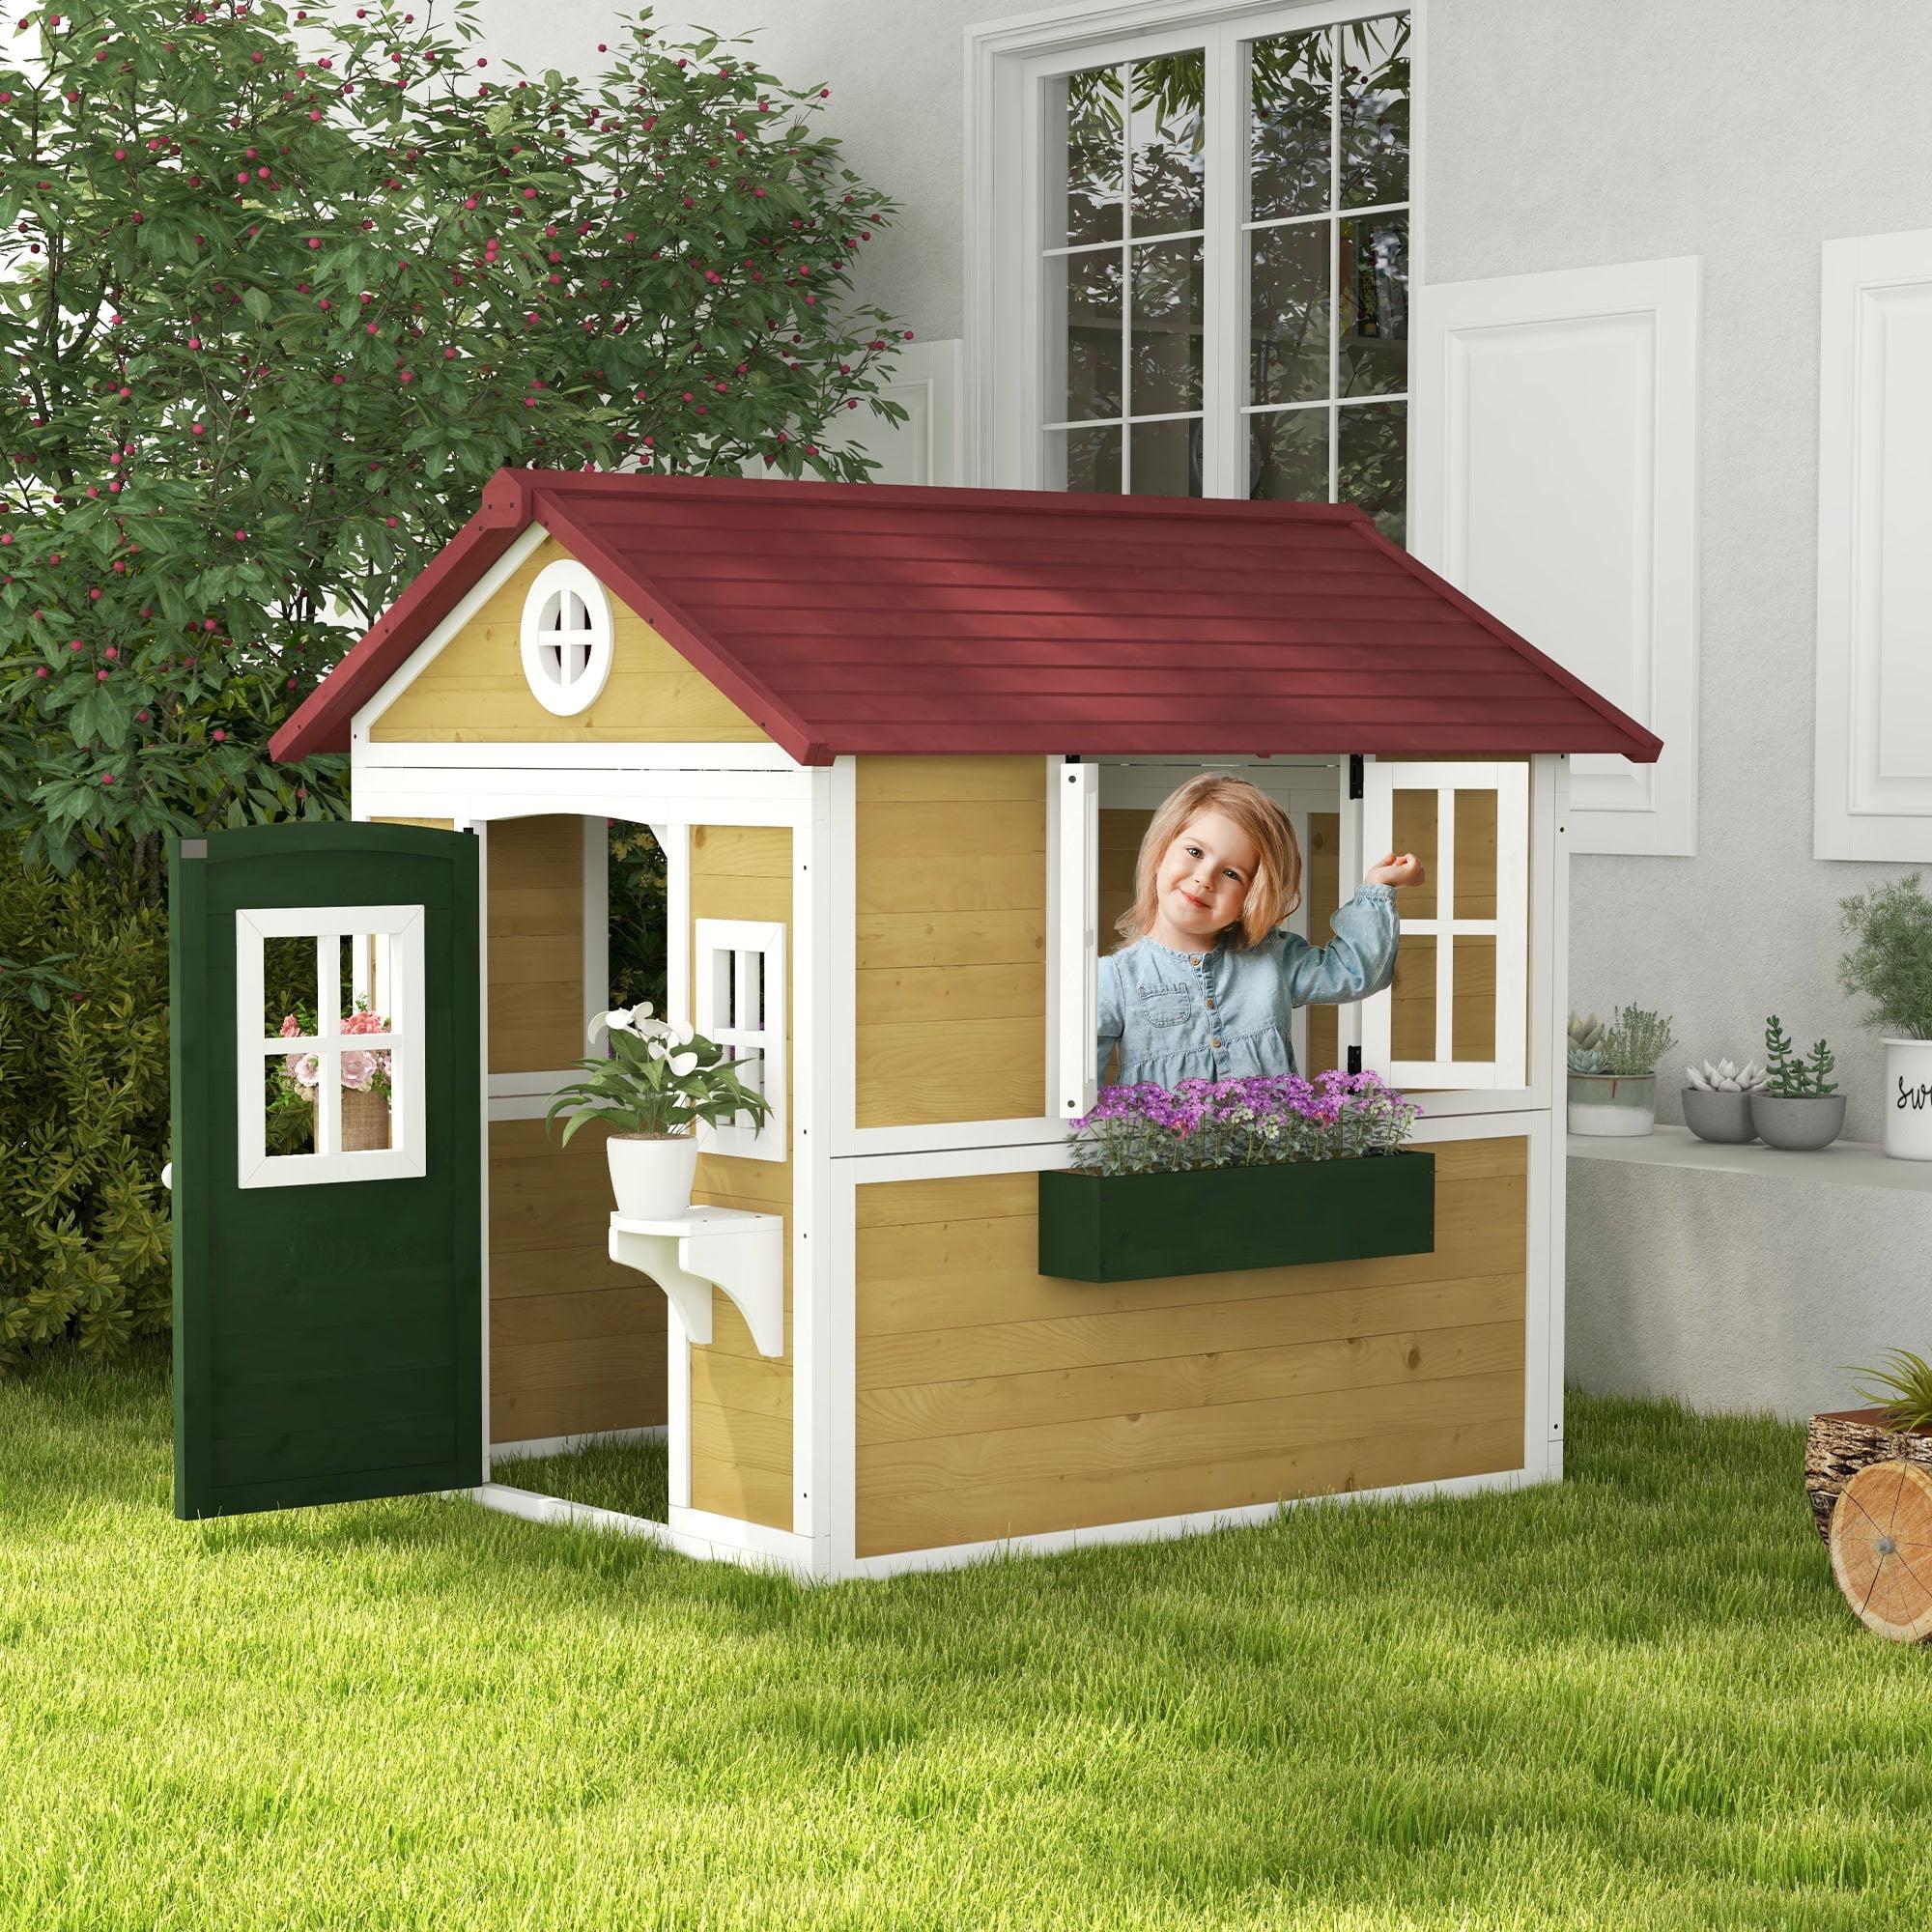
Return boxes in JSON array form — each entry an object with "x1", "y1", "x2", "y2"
[
  {"x1": 1804, "y1": 1407, "x2": 1932, "y2": 1545},
  {"x1": 1829, "y1": 1461, "x2": 1932, "y2": 1643}
]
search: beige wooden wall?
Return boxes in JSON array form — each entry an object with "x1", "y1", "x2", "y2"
[
  {"x1": 484, "y1": 815, "x2": 667, "y2": 1445},
  {"x1": 686, "y1": 823, "x2": 796, "y2": 1530},
  {"x1": 367, "y1": 534, "x2": 772, "y2": 747},
  {"x1": 853, "y1": 756, "x2": 1047, "y2": 1127},
  {"x1": 851, "y1": 1136, "x2": 1528, "y2": 1558}
]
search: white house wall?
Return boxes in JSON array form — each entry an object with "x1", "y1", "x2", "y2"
[{"x1": 463, "y1": 0, "x2": 1932, "y2": 1147}]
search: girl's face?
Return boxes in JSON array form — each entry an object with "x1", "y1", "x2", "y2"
[{"x1": 1152, "y1": 809, "x2": 1261, "y2": 949}]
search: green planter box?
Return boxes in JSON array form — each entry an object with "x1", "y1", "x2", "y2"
[{"x1": 1037, "y1": 1151, "x2": 1435, "y2": 1283}]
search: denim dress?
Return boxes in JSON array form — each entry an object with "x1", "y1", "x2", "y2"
[{"x1": 1095, "y1": 884, "x2": 1398, "y2": 1087}]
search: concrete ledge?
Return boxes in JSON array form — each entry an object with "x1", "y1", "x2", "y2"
[{"x1": 1566, "y1": 1127, "x2": 1932, "y2": 1423}]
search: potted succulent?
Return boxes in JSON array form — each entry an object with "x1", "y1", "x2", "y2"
[
  {"x1": 1566, "y1": 1006, "x2": 1677, "y2": 1136},
  {"x1": 1749, "y1": 1016, "x2": 1845, "y2": 1151},
  {"x1": 546, "y1": 1002, "x2": 774, "y2": 1219},
  {"x1": 1836, "y1": 872, "x2": 1932, "y2": 1161},
  {"x1": 1804, "y1": 1349, "x2": 1932, "y2": 1543},
  {"x1": 1679, "y1": 1057, "x2": 1769, "y2": 1144},
  {"x1": 1040, "y1": 1070, "x2": 1432, "y2": 1282}
]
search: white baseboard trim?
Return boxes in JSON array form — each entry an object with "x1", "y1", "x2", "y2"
[{"x1": 488, "y1": 1424, "x2": 668, "y2": 1463}]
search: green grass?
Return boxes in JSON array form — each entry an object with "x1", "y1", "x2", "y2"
[{"x1": 3, "y1": 1343, "x2": 1929, "y2": 1932}]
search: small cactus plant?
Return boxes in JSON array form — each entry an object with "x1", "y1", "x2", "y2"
[{"x1": 1683, "y1": 1058, "x2": 1768, "y2": 1093}]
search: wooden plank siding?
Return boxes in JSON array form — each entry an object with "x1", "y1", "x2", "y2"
[
  {"x1": 853, "y1": 756, "x2": 1048, "y2": 1127},
  {"x1": 367, "y1": 533, "x2": 772, "y2": 745},
  {"x1": 686, "y1": 823, "x2": 795, "y2": 1530},
  {"x1": 851, "y1": 1135, "x2": 1527, "y2": 1557}
]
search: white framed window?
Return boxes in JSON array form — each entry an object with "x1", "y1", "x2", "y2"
[
  {"x1": 235, "y1": 904, "x2": 427, "y2": 1188},
  {"x1": 973, "y1": 1, "x2": 1413, "y2": 538},
  {"x1": 694, "y1": 918, "x2": 785, "y2": 1160},
  {"x1": 519, "y1": 557, "x2": 614, "y2": 717}
]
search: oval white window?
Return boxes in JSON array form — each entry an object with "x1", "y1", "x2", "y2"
[{"x1": 520, "y1": 560, "x2": 613, "y2": 717}]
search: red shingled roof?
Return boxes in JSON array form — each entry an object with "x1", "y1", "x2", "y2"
[{"x1": 269, "y1": 468, "x2": 1662, "y2": 768}]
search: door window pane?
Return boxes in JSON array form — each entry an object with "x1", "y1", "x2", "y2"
[
  {"x1": 1131, "y1": 238, "x2": 1204, "y2": 415},
  {"x1": 1051, "y1": 424, "x2": 1123, "y2": 494},
  {"x1": 1339, "y1": 213, "x2": 1407, "y2": 396},
  {"x1": 1339, "y1": 14, "x2": 1410, "y2": 210},
  {"x1": 1129, "y1": 51, "x2": 1206, "y2": 238},
  {"x1": 1130, "y1": 418, "x2": 1202, "y2": 497},
  {"x1": 1065, "y1": 65, "x2": 1124, "y2": 246},
  {"x1": 1337, "y1": 401, "x2": 1406, "y2": 545},
  {"x1": 1248, "y1": 408, "x2": 1328, "y2": 502},
  {"x1": 1249, "y1": 28, "x2": 1330, "y2": 222},
  {"x1": 1061, "y1": 250, "x2": 1123, "y2": 422},
  {"x1": 1250, "y1": 221, "x2": 1328, "y2": 406}
]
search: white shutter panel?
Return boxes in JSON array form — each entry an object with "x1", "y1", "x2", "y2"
[
  {"x1": 1359, "y1": 762, "x2": 1529, "y2": 1090},
  {"x1": 1054, "y1": 759, "x2": 1100, "y2": 1120}
]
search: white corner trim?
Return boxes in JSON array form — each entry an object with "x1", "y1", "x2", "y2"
[{"x1": 1814, "y1": 225, "x2": 1932, "y2": 861}]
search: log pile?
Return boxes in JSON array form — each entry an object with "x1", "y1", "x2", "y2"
[{"x1": 1805, "y1": 1406, "x2": 1932, "y2": 1544}]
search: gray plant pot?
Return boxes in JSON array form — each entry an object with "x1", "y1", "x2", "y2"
[
  {"x1": 1748, "y1": 1092, "x2": 1847, "y2": 1151},
  {"x1": 1681, "y1": 1086, "x2": 1758, "y2": 1144}
]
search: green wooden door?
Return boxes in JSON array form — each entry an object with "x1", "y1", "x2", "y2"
[{"x1": 170, "y1": 822, "x2": 482, "y2": 1519}]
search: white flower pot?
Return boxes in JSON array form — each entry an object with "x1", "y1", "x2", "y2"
[
  {"x1": 606, "y1": 1133, "x2": 699, "y2": 1219},
  {"x1": 1883, "y1": 1037, "x2": 1932, "y2": 1161}
]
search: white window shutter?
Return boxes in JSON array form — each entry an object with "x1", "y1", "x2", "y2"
[
  {"x1": 1055, "y1": 759, "x2": 1099, "y2": 1120},
  {"x1": 1358, "y1": 762, "x2": 1529, "y2": 1091},
  {"x1": 1410, "y1": 257, "x2": 1701, "y2": 857}
]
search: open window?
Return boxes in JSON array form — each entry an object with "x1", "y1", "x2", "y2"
[
  {"x1": 1358, "y1": 760, "x2": 1530, "y2": 1089},
  {"x1": 694, "y1": 917, "x2": 785, "y2": 1159}
]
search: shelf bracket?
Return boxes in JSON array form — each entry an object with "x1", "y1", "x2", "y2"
[{"x1": 607, "y1": 1207, "x2": 785, "y2": 1357}]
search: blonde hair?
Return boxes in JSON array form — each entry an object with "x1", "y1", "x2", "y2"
[{"x1": 1114, "y1": 772, "x2": 1303, "y2": 952}]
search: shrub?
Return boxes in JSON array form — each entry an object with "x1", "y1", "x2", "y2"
[{"x1": 0, "y1": 852, "x2": 170, "y2": 1374}]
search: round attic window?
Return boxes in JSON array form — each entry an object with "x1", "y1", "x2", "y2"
[{"x1": 520, "y1": 560, "x2": 613, "y2": 717}]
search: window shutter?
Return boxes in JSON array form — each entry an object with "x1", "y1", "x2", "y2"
[
  {"x1": 1358, "y1": 761, "x2": 1529, "y2": 1090},
  {"x1": 1055, "y1": 759, "x2": 1099, "y2": 1120}
]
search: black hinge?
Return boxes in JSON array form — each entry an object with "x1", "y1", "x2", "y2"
[
  {"x1": 1347, "y1": 1045, "x2": 1362, "y2": 1074},
  {"x1": 1348, "y1": 753, "x2": 1364, "y2": 800}
]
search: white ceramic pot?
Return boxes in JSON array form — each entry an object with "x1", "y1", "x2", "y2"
[
  {"x1": 1567, "y1": 1071, "x2": 1656, "y2": 1136},
  {"x1": 607, "y1": 1132, "x2": 699, "y2": 1219},
  {"x1": 1883, "y1": 1037, "x2": 1932, "y2": 1161}
]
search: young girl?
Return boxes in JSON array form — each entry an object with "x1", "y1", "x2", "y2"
[{"x1": 1096, "y1": 771, "x2": 1424, "y2": 1089}]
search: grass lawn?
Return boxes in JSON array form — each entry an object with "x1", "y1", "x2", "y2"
[{"x1": 3, "y1": 1343, "x2": 1928, "y2": 1932}]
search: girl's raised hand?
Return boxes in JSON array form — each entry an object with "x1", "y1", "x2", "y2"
[{"x1": 1365, "y1": 851, "x2": 1425, "y2": 889}]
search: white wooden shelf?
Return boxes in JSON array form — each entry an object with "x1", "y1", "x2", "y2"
[
  {"x1": 607, "y1": 1207, "x2": 784, "y2": 1356},
  {"x1": 1567, "y1": 1124, "x2": 1932, "y2": 1194}
]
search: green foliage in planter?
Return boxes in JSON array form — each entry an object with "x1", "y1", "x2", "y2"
[
  {"x1": 0, "y1": 0, "x2": 908, "y2": 877},
  {"x1": 1596, "y1": 1004, "x2": 1676, "y2": 1076},
  {"x1": 1763, "y1": 1015, "x2": 1836, "y2": 1097},
  {"x1": 1841, "y1": 1348, "x2": 1932, "y2": 1432},
  {"x1": 0, "y1": 852, "x2": 170, "y2": 1374},
  {"x1": 1837, "y1": 871, "x2": 1932, "y2": 1041}
]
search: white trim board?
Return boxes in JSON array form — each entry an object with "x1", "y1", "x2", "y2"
[
  {"x1": 1410, "y1": 256, "x2": 1701, "y2": 858},
  {"x1": 1814, "y1": 225, "x2": 1932, "y2": 861}
]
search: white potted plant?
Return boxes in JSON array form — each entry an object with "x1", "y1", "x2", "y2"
[
  {"x1": 1748, "y1": 1015, "x2": 1845, "y2": 1151},
  {"x1": 545, "y1": 1003, "x2": 774, "y2": 1219},
  {"x1": 1836, "y1": 872, "x2": 1932, "y2": 1161},
  {"x1": 1567, "y1": 1006, "x2": 1677, "y2": 1136}
]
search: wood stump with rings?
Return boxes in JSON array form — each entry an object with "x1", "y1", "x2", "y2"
[{"x1": 1828, "y1": 1460, "x2": 1932, "y2": 1643}]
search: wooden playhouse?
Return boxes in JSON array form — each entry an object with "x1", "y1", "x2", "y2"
[{"x1": 169, "y1": 469, "x2": 1660, "y2": 1580}]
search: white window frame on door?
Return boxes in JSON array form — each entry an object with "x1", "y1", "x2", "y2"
[
  {"x1": 964, "y1": 0, "x2": 1428, "y2": 496},
  {"x1": 1358, "y1": 760, "x2": 1529, "y2": 1089},
  {"x1": 694, "y1": 918, "x2": 786, "y2": 1160},
  {"x1": 235, "y1": 903, "x2": 428, "y2": 1189}
]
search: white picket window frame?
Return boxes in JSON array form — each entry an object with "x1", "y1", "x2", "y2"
[
  {"x1": 1358, "y1": 760, "x2": 1528, "y2": 1089},
  {"x1": 694, "y1": 917, "x2": 786, "y2": 1160},
  {"x1": 234, "y1": 903, "x2": 427, "y2": 1189},
  {"x1": 519, "y1": 556, "x2": 614, "y2": 718}
]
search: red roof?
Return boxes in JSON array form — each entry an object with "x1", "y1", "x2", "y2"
[{"x1": 270, "y1": 468, "x2": 1662, "y2": 768}]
